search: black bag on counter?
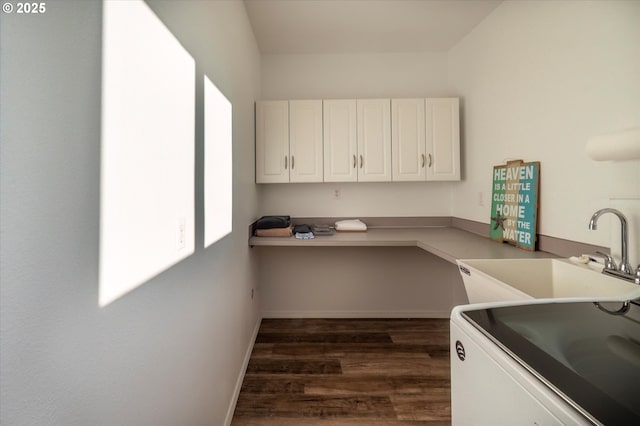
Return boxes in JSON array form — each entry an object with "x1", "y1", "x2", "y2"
[
  {"x1": 255, "y1": 215, "x2": 291, "y2": 229},
  {"x1": 293, "y1": 224, "x2": 312, "y2": 234}
]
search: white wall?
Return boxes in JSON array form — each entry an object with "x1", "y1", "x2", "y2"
[
  {"x1": 262, "y1": 52, "x2": 450, "y2": 99},
  {"x1": 448, "y1": 0, "x2": 640, "y2": 265},
  {"x1": 0, "y1": 1, "x2": 260, "y2": 424},
  {"x1": 260, "y1": 2, "x2": 640, "y2": 267},
  {"x1": 260, "y1": 52, "x2": 456, "y2": 217},
  {"x1": 258, "y1": 247, "x2": 465, "y2": 318}
]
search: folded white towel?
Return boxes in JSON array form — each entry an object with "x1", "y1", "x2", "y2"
[
  {"x1": 569, "y1": 255, "x2": 590, "y2": 265},
  {"x1": 335, "y1": 219, "x2": 367, "y2": 232}
]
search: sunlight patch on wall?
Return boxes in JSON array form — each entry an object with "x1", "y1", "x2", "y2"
[
  {"x1": 100, "y1": 0, "x2": 195, "y2": 307},
  {"x1": 204, "y1": 75, "x2": 233, "y2": 248}
]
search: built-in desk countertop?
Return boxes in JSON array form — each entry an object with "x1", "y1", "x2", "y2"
[{"x1": 249, "y1": 226, "x2": 556, "y2": 265}]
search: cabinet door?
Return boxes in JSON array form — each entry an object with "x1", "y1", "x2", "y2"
[
  {"x1": 256, "y1": 101, "x2": 289, "y2": 183},
  {"x1": 392, "y1": 98, "x2": 426, "y2": 181},
  {"x1": 356, "y1": 99, "x2": 392, "y2": 182},
  {"x1": 426, "y1": 98, "x2": 460, "y2": 181},
  {"x1": 323, "y1": 100, "x2": 357, "y2": 182},
  {"x1": 289, "y1": 100, "x2": 323, "y2": 183}
]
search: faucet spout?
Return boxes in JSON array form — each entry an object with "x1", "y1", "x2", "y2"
[{"x1": 589, "y1": 208, "x2": 633, "y2": 274}]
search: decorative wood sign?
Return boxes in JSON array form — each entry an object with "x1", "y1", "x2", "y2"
[{"x1": 490, "y1": 160, "x2": 540, "y2": 251}]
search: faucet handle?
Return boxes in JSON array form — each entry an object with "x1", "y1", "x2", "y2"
[
  {"x1": 595, "y1": 251, "x2": 617, "y2": 271},
  {"x1": 635, "y1": 264, "x2": 640, "y2": 285}
]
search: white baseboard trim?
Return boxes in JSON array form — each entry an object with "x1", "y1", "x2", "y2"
[
  {"x1": 261, "y1": 310, "x2": 452, "y2": 319},
  {"x1": 224, "y1": 316, "x2": 262, "y2": 426}
]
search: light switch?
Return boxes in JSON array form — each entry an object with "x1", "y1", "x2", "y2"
[{"x1": 177, "y1": 217, "x2": 186, "y2": 250}]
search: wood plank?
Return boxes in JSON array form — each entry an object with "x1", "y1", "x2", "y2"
[
  {"x1": 248, "y1": 342, "x2": 274, "y2": 357},
  {"x1": 239, "y1": 375, "x2": 450, "y2": 396},
  {"x1": 340, "y1": 356, "x2": 449, "y2": 377},
  {"x1": 391, "y1": 393, "x2": 452, "y2": 422},
  {"x1": 256, "y1": 332, "x2": 393, "y2": 344},
  {"x1": 246, "y1": 358, "x2": 342, "y2": 375},
  {"x1": 239, "y1": 376, "x2": 305, "y2": 394},
  {"x1": 259, "y1": 318, "x2": 449, "y2": 333},
  {"x1": 304, "y1": 375, "x2": 451, "y2": 396},
  {"x1": 233, "y1": 394, "x2": 396, "y2": 418},
  {"x1": 390, "y1": 332, "x2": 450, "y2": 345},
  {"x1": 257, "y1": 343, "x2": 449, "y2": 359}
]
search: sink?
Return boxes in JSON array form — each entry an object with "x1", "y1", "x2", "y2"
[{"x1": 457, "y1": 258, "x2": 640, "y2": 304}]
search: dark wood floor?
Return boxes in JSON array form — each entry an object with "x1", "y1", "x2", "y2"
[{"x1": 231, "y1": 318, "x2": 451, "y2": 425}]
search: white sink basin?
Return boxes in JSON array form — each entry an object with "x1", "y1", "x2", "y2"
[{"x1": 457, "y1": 258, "x2": 640, "y2": 304}]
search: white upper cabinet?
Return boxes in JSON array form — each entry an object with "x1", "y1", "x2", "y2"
[
  {"x1": 256, "y1": 97, "x2": 459, "y2": 183},
  {"x1": 357, "y1": 99, "x2": 392, "y2": 182},
  {"x1": 323, "y1": 100, "x2": 358, "y2": 182},
  {"x1": 256, "y1": 100, "x2": 289, "y2": 183},
  {"x1": 426, "y1": 98, "x2": 460, "y2": 181},
  {"x1": 289, "y1": 100, "x2": 324, "y2": 183},
  {"x1": 256, "y1": 100, "x2": 323, "y2": 183},
  {"x1": 392, "y1": 98, "x2": 426, "y2": 182}
]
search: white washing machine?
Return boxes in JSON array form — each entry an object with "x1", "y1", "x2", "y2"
[{"x1": 450, "y1": 299, "x2": 640, "y2": 425}]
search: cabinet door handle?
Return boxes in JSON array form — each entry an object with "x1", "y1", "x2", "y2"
[
  {"x1": 291, "y1": 155, "x2": 295, "y2": 169},
  {"x1": 421, "y1": 154, "x2": 425, "y2": 168},
  {"x1": 427, "y1": 154, "x2": 432, "y2": 167},
  {"x1": 359, "y1": 155, "x2": 363, "y2": 168},
  {"x1": 284, "y1": 156, "x2": 288, "y2": 170},
  {"x1": 353, "y1": 155, "x2": 356, "y2": 169}
]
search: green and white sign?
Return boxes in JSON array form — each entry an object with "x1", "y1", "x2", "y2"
[{"x1": 490, "y1": 160, "x2": 540, "y2": 251}]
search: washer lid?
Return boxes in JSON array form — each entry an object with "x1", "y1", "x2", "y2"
[{"x1": 462, "y1": 300, "x2": 640, "y2": 425}]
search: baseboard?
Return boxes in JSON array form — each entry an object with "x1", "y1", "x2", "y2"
[
  {"x1": 224, "y1": 316, "x2": 262, "y2": 426},
  {"x1": 261, "y1": 310, "x2": 452, "y2": 319}
]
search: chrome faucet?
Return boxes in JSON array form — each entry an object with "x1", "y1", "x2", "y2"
[{"x1": 588, "y1": 208, "x2": 633, "y2": 275}]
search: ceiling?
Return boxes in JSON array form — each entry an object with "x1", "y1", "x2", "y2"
[{"x1": 244, "y1": 0, "x2": 503, "y2": 55}]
